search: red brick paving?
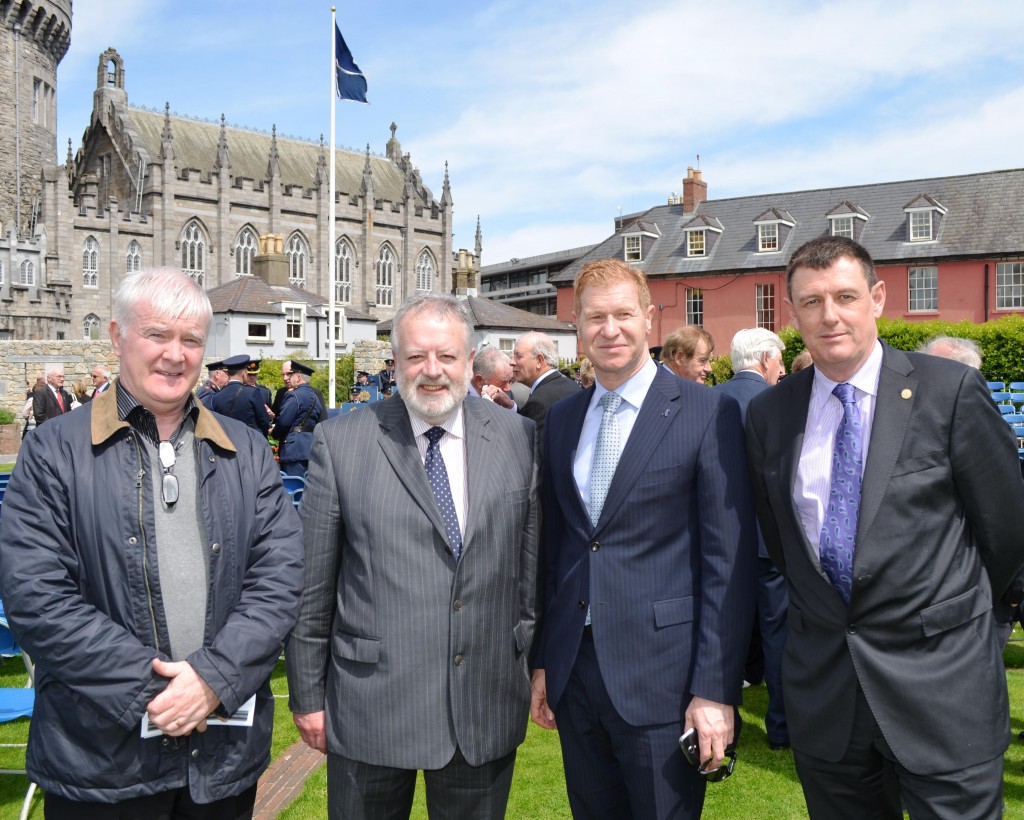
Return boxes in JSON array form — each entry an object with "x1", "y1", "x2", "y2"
[{"x1": 253, "y1": 740, "x2": 325, "y2": 819}]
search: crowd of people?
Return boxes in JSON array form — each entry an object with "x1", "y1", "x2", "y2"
[{"x1": 1, "y1": 235, "x2": 1023, "y2": 820}]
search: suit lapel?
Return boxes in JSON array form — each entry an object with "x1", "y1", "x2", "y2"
[
  {"x1": 776, "y1": 370, "x2": 817, "y2": 565},
  {"x1": 594, "y1": 369, "x2": 679, "y2": 531},
  {"x1": 376, "y1": 398, "x2": 450, "y2": 547},
  {"x1": 462, "y1": 400, "x2": 494, "y2": 551},
  {"x1": 857, "y1": 346, "x2": 915, "y2": 543},
  {"x1": 550, "y1": 387, "x2": 593, "y2": 528}
]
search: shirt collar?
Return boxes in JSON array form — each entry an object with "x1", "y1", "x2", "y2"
[
  {"x1": 811, "y1": 340, "x2": 883, "y2": 408},
  {"x1": 593, "y1": 356, "x2": 658, "y2": 411},
  {"x1": 408, "y1": 401, "x2": 466, "y2": 442},
  {"x1": 116, "y1": 381, "x2": 199, "y2": 447}
]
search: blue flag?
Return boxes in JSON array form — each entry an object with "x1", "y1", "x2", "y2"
[{"x1": 335, "y1": 24, "x2": 368, "y2": 103}]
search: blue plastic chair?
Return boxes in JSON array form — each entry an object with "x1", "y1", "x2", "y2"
[
  {"x1": 991, "y1": 391, "x2": 1012, "y2": 404},
  {"x1": 989, "y1": 381, "x2": 1007, "y2": 391},
  {"x1": 280, "y1": 475, "x2": 305, "y2": 496},
  {"x1": 1000, "y1": 405, "x2": 1016, "y2": 415},
  {"x1": 1010, "y1": 382, "x2": 1024, "y2": 392},
  {"x1": 0, "y1": 608, "x2": 37, "y2": 820}
]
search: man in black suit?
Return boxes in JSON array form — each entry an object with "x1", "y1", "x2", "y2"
[
  {"x1": 512, "y1": 331, "x2": 580, "y2": 445},
  {"x1": 211, "y1": 355, "x2": 271, "y2": 436},
  {"x1": 716, "y1": 327, "x2": 789, "y2": 751},
  {"x1": 746, "y1": 236, "x2": 1024, "y2": 818},
  {"x1": 245, "y1": 360, "x2": 273, "y2": 415},
  {"x1": 33, "y1": 364, "x2": 73, "y2": 426}
]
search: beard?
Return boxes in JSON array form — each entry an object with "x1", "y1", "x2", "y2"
[{"x1": 402, "y1": 368, "x2": 470, "y2": 425}]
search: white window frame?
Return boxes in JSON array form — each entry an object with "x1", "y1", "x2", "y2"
[
  {"x1": 19, "y1": 259, "x2": 35, "y2": 286},
  {"x1": 687, "y1": 230, "x2": 706, "y2": 257},
  {"x1": 830, "y1": 216, "x2": 854, "y2": 238},
  {"x1": 284, "y1": 304, "x2": 305, "y2": 341},
  {"x1": 247, "y1": 321, "x2": 271, "y2": 341},
  {"x1": 286, "y1": 233, "x2": 309, "y2": 287},
  {"x1": 376, "y1": 244, "x2": 395, "y2": 306},
  {"x1": 83, "y1": 314, "x2": 101, "y2": 340},
  {"x1": 126, "y1": 239, "x2": 141, "y2": 274},
  {"x1": 758, "y1": 223, "x2": 779, "y2": 252},
  {"x1": 686, "y1": 288, "x2": 704, "y2": 327},
  {"x1": 335, "y1": 238, "x2": 353, "y2": 304},
  {"x1": 416, "y1": 249, "x2": 435, "y2": 291},
  {"x1": 181, "y1": 221, "x2": 206, "y2": 286},
  {"x1": 498, "y1": 338, "x2": 515, "y2": 354},
  {"x1": 996, "y1": 262, "x2": 1024, "y2": 309},
  {"x1": 83, "y1": 236, "x2": 99, "y2": 288},
  {"x1": 909, "y1": 210, "x2": 933, "y2": 242},
  {"x1": 32, "y1": 78, "x2": 41, "y2": 124},
  {"x1": 756, "y1": 283, "x2": 775, "y2": 330},
  {"x1": 908, "y1": 266, "x2": 938, "y2": 312},
  {"x1": 624, "y1": 235, "x2": 642, "y2": 262},
  {"x1": 235, "y1": 228, "x2": 257, "y2": 277}
]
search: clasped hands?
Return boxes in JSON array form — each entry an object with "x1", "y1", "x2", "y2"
[{"x1": 145, "y1": 658, "x2": 221, "y2": 737}]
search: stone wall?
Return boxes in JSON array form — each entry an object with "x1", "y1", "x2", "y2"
[
  {"x1": 353, "y1": 338, "x2": 391, "y2": 375},
  {"x1": 0, "y1": 339, "x2": 118, "y2": 414}
]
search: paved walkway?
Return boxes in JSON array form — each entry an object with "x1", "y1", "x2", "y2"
[{"x1": 253, "y1": 740, "x2": 325, "y2": 819}]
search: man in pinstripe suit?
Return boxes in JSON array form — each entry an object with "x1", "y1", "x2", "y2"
[
  {"x1": 530, "y1": 259, "x2": 757, "y2": 819},
  {"x1": 287, "y1": 292, "x2": 541, "y2": 819}
]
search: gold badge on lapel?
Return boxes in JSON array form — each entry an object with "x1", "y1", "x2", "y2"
[{"x1": 900, "y1": 388, "x2": 912, "y2": 400}]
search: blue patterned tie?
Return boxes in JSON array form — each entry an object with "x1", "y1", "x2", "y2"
[
  {"x1": 589, "y1": 392, "x2": 623, "y2": 527},
  {"x1": 425, "y1": 427, "x2": 463, "y2": 561},
  {"x1": 819, "y1": 383, "x2": 863, "y2": 605}
]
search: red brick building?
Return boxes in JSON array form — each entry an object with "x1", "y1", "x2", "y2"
[{"x1": 550, "y1": 167, "x2": 1024, "y2": 350}]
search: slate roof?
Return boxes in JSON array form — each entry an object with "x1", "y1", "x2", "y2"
[
  {"x1": 551, "y1": 168, "x2": 1024, "y2": 284},
  {"x1": 376, "y1": 296, "x2": 575, "y2": 334},
  {"x1": 128, "y1": 108, "x2": 414, "y2": 203},
  {"x1": 207, "y1": 275, "x2": 375, "y2": 321}
]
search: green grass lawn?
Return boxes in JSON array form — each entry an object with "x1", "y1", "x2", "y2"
[{"x1": 4, "y1": 646, "x2": 1024, "y2": 819}]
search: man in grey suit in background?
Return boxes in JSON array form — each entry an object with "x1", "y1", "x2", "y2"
[{"x1": 287, "y1": 292, "x2": 541, "y2": 819}]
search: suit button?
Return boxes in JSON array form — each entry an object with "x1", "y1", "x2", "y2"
[
  {"x1": 453, "y1": 600, "x2": 462, "y2": 611},
  {"x1": 590, "y1": 541, "x2": 600, "y2": 552},
  {"x1": 191, "y1": 749, "x2": 200, "y2": 760},
  {"x1": 847, "y1": 625, "x2": 857, "y2": 635},
  {"x1": 454, "y1": 654, "x2": 464, "y2": 666},
  {"x1": 211, "y1": 543, "x2": 221, "y2": 555},
  {"x1": 578, "y1": 600, "x2": 586, "y2": 609}
]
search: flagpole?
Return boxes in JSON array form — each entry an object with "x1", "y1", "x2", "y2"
[{"x1": 327, "y1": 5, "x2": 338, "y2": 408}]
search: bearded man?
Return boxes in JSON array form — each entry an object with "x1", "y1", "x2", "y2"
[{"x1": 286, "y1": 292, "x2": 541, "y2": 820}]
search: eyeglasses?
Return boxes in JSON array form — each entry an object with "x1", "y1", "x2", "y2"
[
  {"x1": 159, "y1": 441, "x2": 178, "y2": 506},
  {"x1": 680, "y1": 730, "x2": 737, "y2": 782}
]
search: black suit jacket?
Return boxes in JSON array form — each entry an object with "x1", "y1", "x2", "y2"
[
  {"x1": 32, "y1": 386, "x2": 72, "y2": 426},
  {"x1": 746, "y1": 345, "x2": 1024, "y2": 774},
  {"x1": 519, "y1": 370, "x2": 580, "y2": 445},
  {"x1": 211, "y1": 382, "x2": 271, "y2": 435}
]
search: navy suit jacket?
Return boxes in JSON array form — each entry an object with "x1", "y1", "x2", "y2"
[
  {"x1": 519, "y1": 370, "x2": 580, "y2": 446},
  {"x1": 211, "y1": 381, "x2": 271, "y2": 435},
  {"x1": 534, "y1": 366, "x2": 757, "y2": 727},
  {"x1": 716, "y1": 371, "x2": 771, "y2": 559}
]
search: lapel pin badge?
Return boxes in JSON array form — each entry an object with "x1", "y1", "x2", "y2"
[
  {"x1": 662, "y1": 408, "x2": 671, "y2": 417},
  {"x1": 901, "y1": 388, "x2": 912, "y2": 400}
]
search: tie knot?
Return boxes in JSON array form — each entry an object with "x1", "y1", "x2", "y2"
[
  {"x1": 833, "y1": 383, "x2": 857, "y2": 406},
  {"x1": 600, "y1": 391, "x2": 622, "y2": 413},
  {"x1": 425, "y1": 426, "x2": 445, "y2": 446}
]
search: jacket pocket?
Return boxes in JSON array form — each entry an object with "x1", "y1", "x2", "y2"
[
  {"x1": 653, "y1": 597, "x2": 694, "y2": 628},
  {"x1": 332, "y1": 631, "x2": 381, "y2": 663},
  {"x1": 920, "y1": 586, "x2": 988, "y2": 638}
]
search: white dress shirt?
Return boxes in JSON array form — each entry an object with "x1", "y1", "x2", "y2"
[
  {"x1": 409, "y1": 404, "x2": 468, "y2": 536},
  {"x1": 794, "y1": 341, "x2": 882, "y2": 550},
  {"x1": 573, "y1": 357, "x2": 658, "y2": 515}
]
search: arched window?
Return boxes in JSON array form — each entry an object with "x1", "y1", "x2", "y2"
[
  {"x1": 83, "y1": 236, "x2": 99, "y2": 288},
  {"x1": 376, "y1": 244, "x2": 395, "y2": 307},
  {"x1": 83, "y1": 314, "x2": 101, "y2": 340},
  {"x1": 286, "y1": 233, "x2": 309, "y2": 288},
  {"x1": 416, "y1": 249, "x2": 435, "y2": 292},
  {"x1": 19, "y1": 259, "x2": 35, "y2": 286},
  {"x1": 126, "y1": 239, "x2": 141, "y2": 274},
  {"x1": 235, "y1": 227, "x2": 257, "y2": 277},
  {"x1": 335, "y1": 237, "x2": 353, "y2": 304},
  {"x1": 181, "y1": 220, "x2": 206, "y2": 286}
]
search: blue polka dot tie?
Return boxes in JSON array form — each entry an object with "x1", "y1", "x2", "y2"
[
  {"x1": 589, "y1": 391, "x2": 623, "y2": 527},
  {"x1": 818, "y1": 383, "x2": 863, "y2": 605},
  {"x1": 425, "y1": 426, "x2": 463, "y2": 561}
]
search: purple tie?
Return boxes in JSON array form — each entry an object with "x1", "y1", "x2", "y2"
[{"x1": 819, "y1": 383, "x2": 863, "y2": 605}]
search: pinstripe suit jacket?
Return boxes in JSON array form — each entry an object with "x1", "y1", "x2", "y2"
[
  {"x1": 533, "y1": 366, "x2": 758, "y2": 727},
  {"x1": 286, "y1": 395, "x2": 541, "y2": 768}
]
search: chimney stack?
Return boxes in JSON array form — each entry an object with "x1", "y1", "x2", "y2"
[{"x1": 682, "y1": 167, "x2": 707, "y2": 212}]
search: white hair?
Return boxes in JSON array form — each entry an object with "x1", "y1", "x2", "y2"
[{"x1": 730, "y1": 328, "x2": 785, "y2": 372}]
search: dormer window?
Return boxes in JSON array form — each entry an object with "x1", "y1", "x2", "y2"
[
  {"x1": 831, "y1": 216, "x2": 853, "y2": 238},
  {"x1": 758, "y1": 223, "x2": 779, "y2": 252},
  {"x1": 682, "y1": 214, "x2": 723, "y2": 258},
  {"x1": 826, "y1": 201, "x2": 869, "y2": 242},
  {"x1": 621, "y1": 220, "x2": 660, "y2": 264},
  {"x1": 903, "y1": 194, "x2": 946, "y2": 243},
  {"x1": 753, "y1": 208, "x2": 795, "y2": 254},
  {"x1": 625, "y1": 235, "x2": 642, "y2": 262},
  {"x1": 687, "y1": 230, "x2": 706, "y2": 257}
]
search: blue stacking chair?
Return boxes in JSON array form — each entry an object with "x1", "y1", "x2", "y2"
[
  {"x1": 280, "y1": 474, "x2": 305, "y2": 496},
  {"x1": 0, "y1": 605, "x2": 37, "y2": 820},
  {"x1": 989, "y1": 381, "x2": 1007, "y2": 391},
  {"x1": 1000, "y1": 405, "x2": 1016, "y2": 415},
  {"x1": 1010, "y1": 382, "x2": 1024, "y2": 392},
  {"x1": 991, "y1": 391, "x2": 1012, "y2": 406}
]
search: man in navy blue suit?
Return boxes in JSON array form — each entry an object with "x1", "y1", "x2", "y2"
[
  {"x1": 716, "y1": 327, "x2": 790, "y2": 751},
  {"x1": 211, "y1": 355, "x2": 271, "y2": 436},
  {"x1": 531, "y1": 258, "x2": 757, "y2": 819}
]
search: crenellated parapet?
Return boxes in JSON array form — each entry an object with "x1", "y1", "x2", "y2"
[{"x1": 2, "y1": 0, "x2": 71, "y2": 65}]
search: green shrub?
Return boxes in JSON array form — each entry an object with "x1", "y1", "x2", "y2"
[{"x1": 0, "y1": 409, "x2": 15, "y2": 425}]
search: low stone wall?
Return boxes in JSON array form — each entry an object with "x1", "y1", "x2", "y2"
[
  {"x1": 0, "y1": 340, "x2": 118, "y2": 415},
  {"x1": 353, "y1": 339, "x2": 392, "y2": 376}
]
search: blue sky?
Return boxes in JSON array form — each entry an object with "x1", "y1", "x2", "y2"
[{"x1": 57, "y1": 0, "x2": 1024, "y2": 265}]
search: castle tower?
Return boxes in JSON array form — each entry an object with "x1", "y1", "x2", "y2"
[{"x1": 0, "y1": 1, "x2": 71, "y2": 237}]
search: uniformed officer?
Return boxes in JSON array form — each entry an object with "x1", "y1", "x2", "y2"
[
  {"x1": 211, "y1": 354, "x2": 271, "y2": 435},
  {"x1": 197, "y1": 360, "x2": 227, "y2": 409},
  {"x1": 378, "y1": 357, "x2": 397, "y2": 393},
  {"x1": 245, "y1": 360, "x2": 273, "y2": 415},
  {"x1": 271, "y1": 361, "x2": 323, "y2": 477}
]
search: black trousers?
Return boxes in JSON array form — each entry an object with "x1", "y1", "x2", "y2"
[{"x1": 44, "y1": 783, "x2": 256, "y2": 820}]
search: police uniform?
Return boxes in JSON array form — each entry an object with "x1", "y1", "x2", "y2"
[
  {"x1": 197, "y1": 360, "x2": 225, "y2": 409},
  {"x1": 273, "y1": 362, "x2": 322, "y2": 477},
  {"x1": 246, "y1": 360, "x2": 273, "y2": 409},
  {"x1": 378, "y1": 358, "x2": 397, "y2": 392},
  {"x1": 210, "y1": 355, "x2": 271, "y2": 435}
]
